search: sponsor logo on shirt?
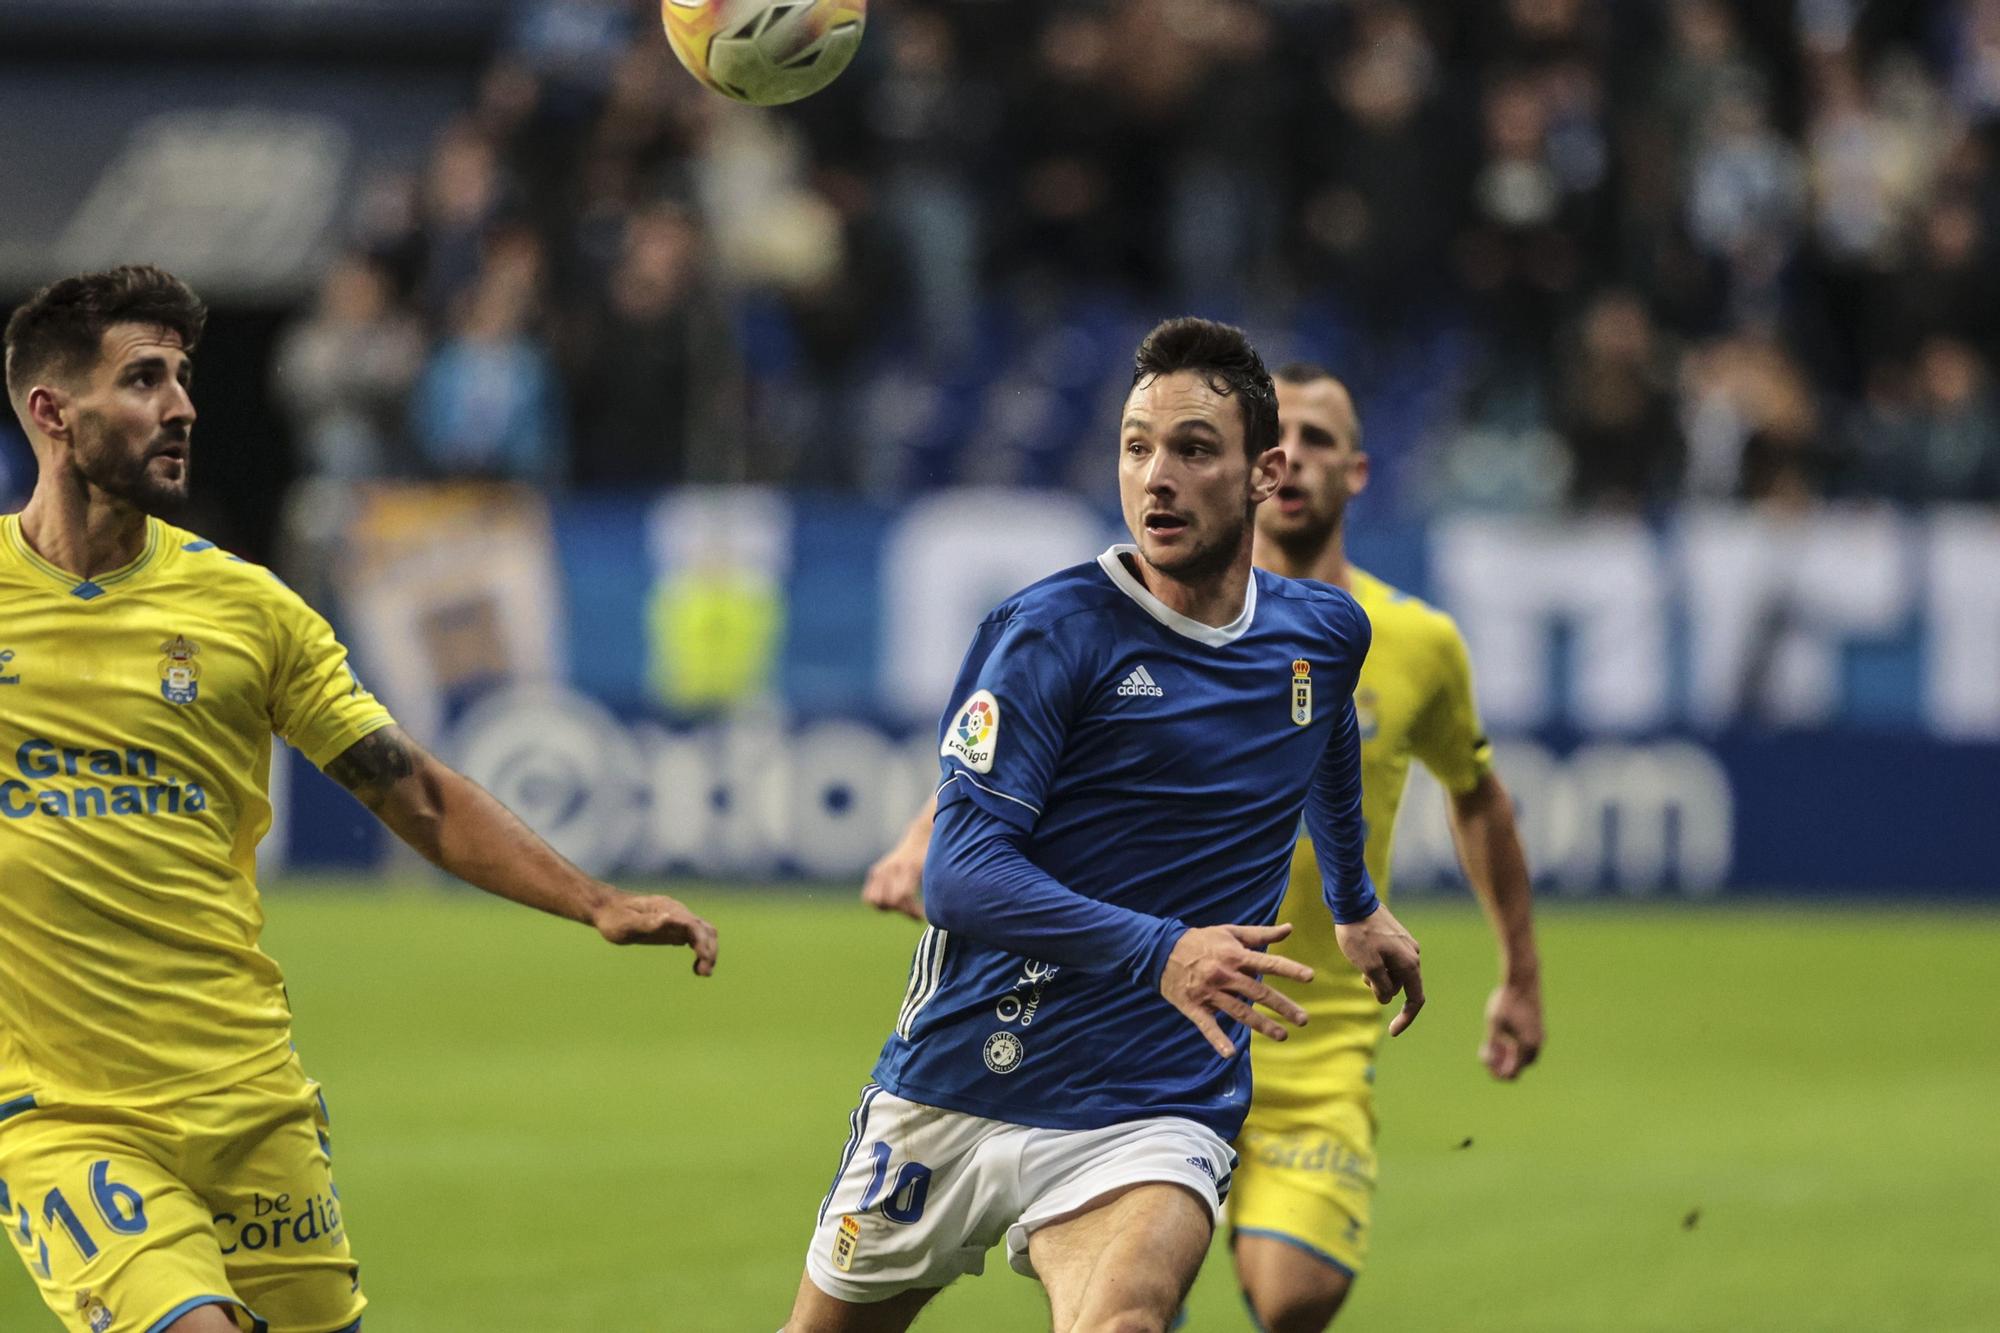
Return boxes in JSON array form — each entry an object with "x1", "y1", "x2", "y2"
[
  {"x1": 158, "y1": 634, "x2": 201, "y2": 706},
  {"x1": 0, "y1": 650, "x2": 17, "y2": 686},
  {"x1": 0, "y1": 738, "x2": 209, "y2": 820},
  {"x1": 1117, "y1": 665, "x2": 1165, "y2": 698},
  {"x1": 981, "y1": 1030, "x2": 1025, "y2": 1075},
  {"x1": 941, "y1": 689, "x2": 999, "y2": 774},
  {"x1": 994, "y1": 958, "x2": 1059, "y2": 1027},
  {"x1": 215, "y1": 1187, "x2": 345, "y2": 1256}
]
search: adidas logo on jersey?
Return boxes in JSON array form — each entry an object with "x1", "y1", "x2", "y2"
[{"x1": 1117, "y1": 665, "x2": 1165, "y2": 698}]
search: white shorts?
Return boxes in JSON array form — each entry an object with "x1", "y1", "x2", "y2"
[{"x1": 803, "y1": 1084, "x2": 1236, "y2": 1304}]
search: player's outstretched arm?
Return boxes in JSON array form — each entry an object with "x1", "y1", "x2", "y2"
[
  {"x1": 860, "y1": 794, "x2": 935, "y2": 921},
  {"x1": 324, "y1": 726, "x2": 717, "y2": 975},
  {"x1": 1446, "y1": 771, "x2": 1542, "y2": 1078}
]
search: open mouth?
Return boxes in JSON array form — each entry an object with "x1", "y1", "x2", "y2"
[{"x1": 1144, "y1": 512, "x2": 1189, "y2": 534}]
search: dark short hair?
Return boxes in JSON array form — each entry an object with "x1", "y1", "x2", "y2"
[
  {"x1": 1131, "y1": 317, "x2": 1279, "y2": 458},
  {"x1": 4, "y1": 265, "x2": 207, "y2": 402},
  {"x1": 1273, "y1": 360, "x2": 1363, "y2": 447},
  {"x1": 1274, "y1": 361, "x2": 1336, "y2": 386}
]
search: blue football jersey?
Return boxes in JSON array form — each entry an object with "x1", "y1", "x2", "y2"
[{"x1": 872, "y1": 545, "x2": 1374, "y2": 1140}]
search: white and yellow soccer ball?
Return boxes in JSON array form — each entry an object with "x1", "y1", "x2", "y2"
[{"x1": 662, "y1": 0, "x2": 867, "y2": 106}]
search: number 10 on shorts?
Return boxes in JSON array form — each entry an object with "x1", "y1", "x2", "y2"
[{"x1": 858, "y1": 1142, "x2": 931, "y2": 1224}]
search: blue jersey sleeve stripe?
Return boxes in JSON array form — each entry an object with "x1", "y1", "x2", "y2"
[
  {"x1": 0, "y1": 1094, "x2": 36, "y2": 1124},
  {"x1": 936, "y1": 771, "x2": 1041, "y2": 817}
]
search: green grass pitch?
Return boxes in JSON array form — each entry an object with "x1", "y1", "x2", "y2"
[{"x1": 3, "y1": 888, "x2": 1995, "y2": 1331}]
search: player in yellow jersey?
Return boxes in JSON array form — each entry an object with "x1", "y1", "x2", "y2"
[
  {"x1": 0, "y1": 266, "x2": 719, "y2": 1333},
  {"x1": 1218, "y1": 363, "x2": 1542, "y2": 1330},
  {"x1": 859, "y1": 362, "x2": 1544, "y2": 1333}
]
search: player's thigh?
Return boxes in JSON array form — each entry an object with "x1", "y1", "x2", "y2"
[
  {"x1": 1008, "y1": 1116, "x2": 1233, "y2": 1330},
  {"x1": 1228, "y1": 1088, "x2": 1376, "y2": 1295},
  {"x1": 1026, "y1": 1182, "x2": 1213, "y2": 1333},
  {"x1": 191, "y1": 1063, "x2": 365, "y2": 1333},
  {"x1": 785, "y1": 1269, "x2": 939, "y2": 1332},
  {"x1": 0, "y1": 1106, "x2": 258, "y2": 1333},
  {"x1": 800, "y1": 1086, "x2": 1014, "y2": 1309}
]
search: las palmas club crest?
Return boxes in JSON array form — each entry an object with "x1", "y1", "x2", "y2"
[{"x1": 159, "y1": 635, "x2": 201, "y2": 705}]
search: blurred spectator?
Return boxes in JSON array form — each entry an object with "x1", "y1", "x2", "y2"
[
  {"x1": 1167, "y1": 0, "x2": 1288, "y2": 310},
  {"x1": 567, "y1": 204, "x2": 744, "y2": 486},
  {"x1": 272, "y1": 255, "x2": 425, "y2": 481},
  {"x1": 410, "y1": 233, "x2": 568, "y2": 485},
  {"x1": 1804, "y1": 50, "x2": 1934, "y2": 267},
  {"x1": 1868, "y1": 193, "x2": 2000, "y2": 363},
  {"x1": 419, "y1": 120, "x2": 510, "y2": 320},
  {"x1": 1298, "y1": 3, "x2": 1458, "y2": 324},
  {"x1": 1942, "y1": 0, "x2": 2000, "y2": 123},
  {"x1": 1456, "y1": 71, "x2": 1592, "y2": 375},
  {"x1": 1849, "y1": 336, "x2": 2000, "y2": 501},
  {"x1": 864, "y1": 8, "x2": 997, "y2": 362},
  {"x1": 1006, "y1": 10, "x2": 1125, "y2": 293},
  {"x1": 1559, "y1": 291, "x2": 1685, "y2": 509},
  {"x1": 1653, "y1": 0, "x2": 1771, "y2": 162},
  {"x1": 1686, "y1": 84, "x2": 1807, "y2": 326},
  {"x1": 1682, "y1": 334, "x2": 1831, "y2": 504},
  {"x1": 262, "y1": 0, "x2": 2000, "y2": 512}
]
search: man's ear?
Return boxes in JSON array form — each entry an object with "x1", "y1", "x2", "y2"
[
  {"x1": 24, "y1": 384, "x2": 70, "y2": 446},
  {"x1": 1250, "y1": 445, "x2": 1284, "y2": 504},
  {"x1": 1348, "y1": 450, "x2": 1371, "y2": 500}
]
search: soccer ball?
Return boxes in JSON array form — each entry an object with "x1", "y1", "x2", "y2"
[{"x1": 662, "y1": 0, "x2": 867, "y2": 106}]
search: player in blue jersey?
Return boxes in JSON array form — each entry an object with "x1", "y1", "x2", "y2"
[{"x1": 784, "y1": 319, "x2": 1424, "y2": 1333}]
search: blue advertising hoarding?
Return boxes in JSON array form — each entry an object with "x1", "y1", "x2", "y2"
[{"x1": 272, "y1": 487, "x2": 2000, "y2": 897}]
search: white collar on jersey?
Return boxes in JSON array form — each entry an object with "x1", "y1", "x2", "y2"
[{"x1": 1096, "y1": 543, "x2": 1258, "y2": 647}]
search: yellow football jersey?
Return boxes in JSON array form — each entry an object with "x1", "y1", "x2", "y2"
[
  {"x1": 0, "y1": 513, "x2": 392, "y2": 1108},
  {"x1": 1255, "y1": 567, "x2": 1493, "y2": 1085}
]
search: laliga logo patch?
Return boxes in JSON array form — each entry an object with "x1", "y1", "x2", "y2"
[
  {"x1": 1291, "y1": 659, "x2": 1312, "y2": 727},
  {"x1": 982, "y1": 1030, "x2": 1025, "y2": 1075},
  {"x1": 159, "y1": 635, "x2": 201, "y2": 706},
  {"x1": 942, "y1": 689, "x2": 999, "y2": 774}
]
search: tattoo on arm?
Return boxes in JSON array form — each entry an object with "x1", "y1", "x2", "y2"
[{"x1": 325, "y1": 726, "x2": 421, "y2": 807}]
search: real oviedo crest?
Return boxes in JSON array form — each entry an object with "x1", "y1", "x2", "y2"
[
  {"x1": 159, "y1": 635, "x2": 201, "y2": 705},
  {"x1": 1291, "y1": 659, "x2": 1312, "y2": 727}
]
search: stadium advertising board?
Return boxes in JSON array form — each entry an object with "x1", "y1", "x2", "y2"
[{"x1": 274, "y1": 488, "x2": 2000, "y2": 897}]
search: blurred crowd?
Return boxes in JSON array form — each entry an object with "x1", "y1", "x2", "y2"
[{"x1": 274, "y1": 0, "x2": 2000, "y2": 511}]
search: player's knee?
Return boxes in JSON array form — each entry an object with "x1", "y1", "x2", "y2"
[{"x1": 1248, "y1": 1266, "x2": 1353, "y2": 1333}]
